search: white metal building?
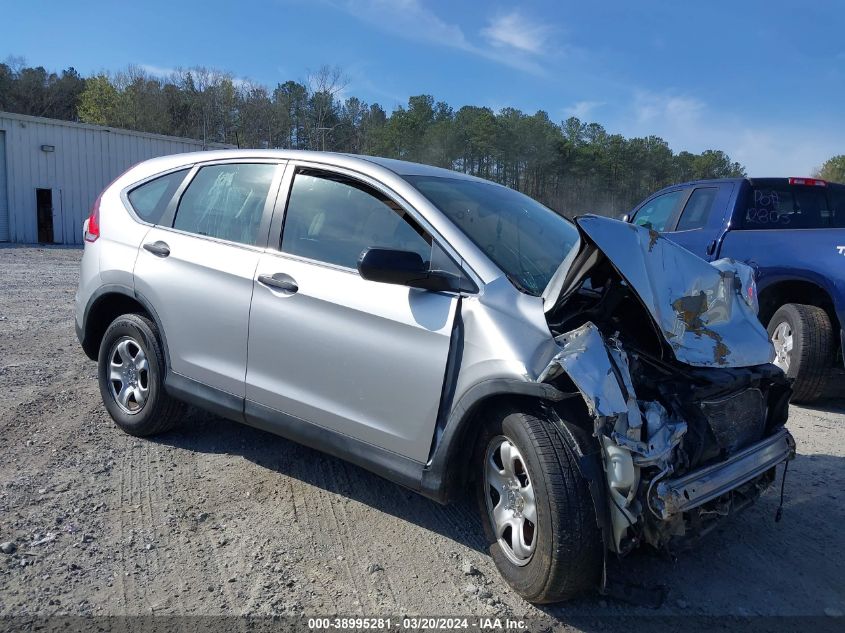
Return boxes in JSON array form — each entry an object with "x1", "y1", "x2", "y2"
[{"x1": 0, "y1": 112, "x2": 232, "y2": 244}]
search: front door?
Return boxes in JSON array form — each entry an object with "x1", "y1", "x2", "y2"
[
  {"x1": 246, "y1": 167, "x2": 458, "y2": 462},
  {"x1": 133, "y1": 161, "x2": 283, "y2": 397},
  {"x1": 664, "y1": 184, "x2": 734, "y2": 260}
]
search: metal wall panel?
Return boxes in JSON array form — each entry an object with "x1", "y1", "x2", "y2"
[
  {"x1": 0, "y1": 130, "x2": 8, "y2": 241},
  {"x1": 0, "y1": 112, "x2": 232, "y2": 244}
]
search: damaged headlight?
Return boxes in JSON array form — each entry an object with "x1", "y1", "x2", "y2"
[{"x1": 712, "y1": 258, "x2": 759, "y2": 315}]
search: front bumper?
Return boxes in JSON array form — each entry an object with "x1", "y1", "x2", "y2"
[{"x1": 653, "y1": 428, "x2": 795, "y2": 519}]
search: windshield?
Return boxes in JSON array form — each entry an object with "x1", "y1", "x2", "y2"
[{"x1": 405, "y1": 175, "x2": 580, "y2": 295}]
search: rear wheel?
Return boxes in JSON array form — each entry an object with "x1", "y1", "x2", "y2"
[
  {"x1": 97, "y1": 314, "x2": 184, "y2": 436},
  {"x1": 475, "y1": 405, "x2": 602, "y2": 603},
  {"x1": 768, "y1": 303, "x2": 833, "y2": 404}
]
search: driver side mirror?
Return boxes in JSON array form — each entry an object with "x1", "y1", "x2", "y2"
[
  {"x1": 357, "y1": 247, "x2": 464, "y2": 292},
  {"x1": 621, "y1": 213, "x2": 631, "y2": 223}
]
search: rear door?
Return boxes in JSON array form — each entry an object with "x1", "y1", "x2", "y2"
[
  {"x1": 663, "y1": 183, "x2": 734, "y2": 260},
  {"x1": 245, "y1": 164, "x2": 458, "y2": 462},
  {"x1": 133, "y1": 160, "x2": 284, "y2": 397}
]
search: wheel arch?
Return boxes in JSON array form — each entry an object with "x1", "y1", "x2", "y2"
[
  {"x1": 420, "y1": 378, "x2": 613, "y2": 549},
  {"x1": 758, "y1": 278, "x2": 839, "y2": 332},
  {"x1": 420, "y1": 379, "x2": 567, "y2": 504},
  {"x1": 81, "y1": 285, "x2": 170, "y2": 367}
]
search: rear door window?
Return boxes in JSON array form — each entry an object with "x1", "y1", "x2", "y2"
[
  {"x1": 173, "y1": 163, "x2": 277, "y2": 246},
  {"x1": 744, "y1": 185, "x2": 830, "y2": 229},
  {"x1": 127, "y1": 169, "x2": 189, "y2": 224},
  {"x1": 675, "y1": 187, "x2": 718, "y2": 231},
  {"x1": 632, "y1": 189, "x2": 686, "y2": 231}
]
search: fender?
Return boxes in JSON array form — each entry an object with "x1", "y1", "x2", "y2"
[
  {"x1": 756, "y1": 270, "x2": 841, "y2": 310},
  {"x1": 80, "y1": 283, "x2": 172, "y2": 369},
  {"x1": 420, "y1": 377, "x2": 565, "y2": 503},
  {"x1": 756, "y1": 272, "x2": 844, "y2": 334}
]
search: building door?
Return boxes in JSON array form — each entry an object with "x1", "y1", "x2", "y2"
[
  {"x1": 0, "y1": 131, "x2": 8, "y2": 242},
  {"x1": 36, "y1": 188, "x2": 54, "y2": 243}
]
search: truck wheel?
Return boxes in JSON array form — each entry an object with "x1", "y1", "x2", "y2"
[
  {"x1": 768, "y1": 303, "x2": 833, "y2": 404},
  {"x1": 97, "y1": 314, "x2": 184, "y2": 436},
  {"x1": 475, "y1": 405, "x2": 602, "y2": 603}
]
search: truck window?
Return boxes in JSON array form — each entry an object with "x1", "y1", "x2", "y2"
[
  {"x1": 830, "y1": 186, "x2": 845, "y2": 228},
  {"x1": 632, "y1": 190, "x2": 685, "y2": 231},
  {"x1": 744, "y1": 185, "x2": 829, "y2": 229},
  {"x1": 675, "y1": 187, "x2": 718, "y2": 231}
]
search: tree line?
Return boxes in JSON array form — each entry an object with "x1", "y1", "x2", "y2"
[
  {"x1": 816, "y1": 155, "x2": 845, "y2": 184},
  {"x1": 0, "y1": 57, "x2": 750, "y2": 215}
]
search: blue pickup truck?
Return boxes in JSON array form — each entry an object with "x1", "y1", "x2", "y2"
[{"x1": 627, "y1": 176, "x2": 844, "y2": 403}]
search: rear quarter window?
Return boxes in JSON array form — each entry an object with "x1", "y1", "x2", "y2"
[
  {"x1": 743, "y1": 184, "x2": 830, "y2": 229},
  {"x1": 127, "y1": 169, "x2": 189, "y2": 224}
]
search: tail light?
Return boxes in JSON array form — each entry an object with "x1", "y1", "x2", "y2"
[
  {"x1": 83, "y1": 164, "x2": 136, "y2": 243},
  {"x1": 84, "y1": 193, "x2": 102, "y2": 242},
  {"x1": 788, "y1": 177, "x2": 826, "y2": 187}
]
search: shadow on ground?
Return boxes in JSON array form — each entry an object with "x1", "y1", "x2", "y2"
[
  {"x1": 151, "y1": 406, "x2": 844, "y2": 626},
  {"x1": 153, "y1": 409, "x2": 488, "y2": 554},
  {"x1": 817, "y1": 369, "x2": 845, "y2": 407}
]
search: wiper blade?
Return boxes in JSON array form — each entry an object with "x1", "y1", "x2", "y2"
[{"x1": 505, "y1": 273, "x2": 535, "y2": 295}]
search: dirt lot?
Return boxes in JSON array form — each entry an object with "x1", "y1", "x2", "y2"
[{"x1": 0, "y1": 246, "x2": 843, "y2": 630}]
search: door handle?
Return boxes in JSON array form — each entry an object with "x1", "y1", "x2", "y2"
[
  {"x1": 258, "y1": 273, "x2": 298, "y2": 294},
  {"x1": 143, "y1": 241, "x2": 171, "y2": 258}
]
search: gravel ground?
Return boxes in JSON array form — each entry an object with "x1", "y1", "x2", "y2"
[{"x1": 0, "y1": 246, "x2": 843, "y2": 631}]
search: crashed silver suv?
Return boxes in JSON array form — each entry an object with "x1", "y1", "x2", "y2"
[{"x1": 75, "y1": 150, "x2": 795, "y2": 603}]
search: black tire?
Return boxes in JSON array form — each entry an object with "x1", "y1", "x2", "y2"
[
  {"x1": 97, "y1": 313, "x2": 184, "y2": 436},
  {"x1": 767, "y1": 303, "x2": 833, "y2": 404},
  {"x1": 474, "y1": 404, "x2": 602, "y2": 603}
]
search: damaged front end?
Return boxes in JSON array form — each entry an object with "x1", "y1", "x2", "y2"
[{"x1": 539, "y1": 216, "x2": 795, "y2": 554}]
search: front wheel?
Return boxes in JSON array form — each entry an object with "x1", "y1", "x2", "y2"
[
  {"x1": 475, "y1": 405, "x2": 602, "y2": 603},
  {"x1": 768, "y1": 303, "x2": 833, "y2": 404}
]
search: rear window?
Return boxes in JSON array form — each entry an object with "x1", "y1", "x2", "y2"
[
  {"x1": 830, "y1": 186, "x2": 845, "y2": 228},
  {"x1": 127, "y1": 169, "x2": 189, "y2": 223},
  {"x1": 743, "y1": 183, "x2": 830, "y2": 229}
]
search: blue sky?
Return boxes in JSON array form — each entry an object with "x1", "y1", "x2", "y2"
[{"x1": 6, "y1": 0, "x2": 845, "y2": 174}]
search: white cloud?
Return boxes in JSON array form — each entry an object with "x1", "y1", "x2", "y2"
[
  {"x1": 617, "y1": 89, "x2": 841, "y2": 175},
  {"x1": 329, "y1": 0, "x2": 547, "y2": 74},
  {"x1": 139, "y1": 64, "x2": 178, "y2": 78},
  {"x1": 724, "y1": 128, "x2": 840, "y2": 177},
  {"x1": 481, "y1": 12, "x2": 553, "y2": 55},
  {"x1": 564, "y1": 100, "x2": 605, "y2": 120},
  {"x1": 332, "y1": 0, "x2": 469, "y2": 52},
  {"x1": 633, "y1": 90, "x2": 705, "y2": 127}
]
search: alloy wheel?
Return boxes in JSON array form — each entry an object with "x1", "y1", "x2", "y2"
[
  {"x1": 483, "y1": 435, "x2": 537, "y2": 566},
  {"x1": 771, "y1": 321, "x2": 793, "y2": 372},
  {"x1": 108, "y1": 337, "x2": 150, "y2": 414}
]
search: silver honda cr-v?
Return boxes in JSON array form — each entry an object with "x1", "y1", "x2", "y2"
[{"x1": 75, "y1": 150, "x2": 795, "y2": 603}]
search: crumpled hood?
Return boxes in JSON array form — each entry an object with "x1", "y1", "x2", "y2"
[{"x1": 572, "y1": 215, "x2": 774, "y2": 368}]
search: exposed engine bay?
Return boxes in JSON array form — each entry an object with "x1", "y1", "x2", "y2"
[{"x1": 539, "y1": 217, "x2": 795, "y2": 554}]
